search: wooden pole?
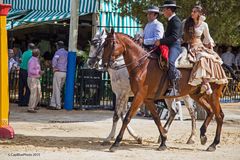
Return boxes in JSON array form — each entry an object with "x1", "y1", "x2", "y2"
[{"x1": 68, "y1": 0, "x2": 79, "y2": 52}]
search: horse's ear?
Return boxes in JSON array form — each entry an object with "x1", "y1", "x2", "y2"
[
  {"x1": 101, "y1": 28, "x2": 106, "y2": 36},
  {"x1": 110, "y1": 28, "x2": 115, "y2": 35},
  {"x1": 105, "y1": 28, "x2": 109, "y2": 34},
  {"x1": 101, "y1": 29, "x2": 107, "y2": 39}
]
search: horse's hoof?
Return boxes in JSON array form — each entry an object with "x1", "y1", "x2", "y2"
[
  {"x1": 200, "y1": 135, "x2": 207, "y2": 145},
  {"x1": 101, "y1": 141, "x2": 111, "y2": 146},
  {"x1": 137, "y1": 137, "x2": 143, "y2": 144},
  {"x1": 206, "y1": 145, "x2": 216, "y2": 152},
  {"x1": 158, "y1": 145, "x2": 167, "y2": 151},
  {"x1": 186, "y1": 139, "x2": 195, "y2": 144},
  {"x1": 109, "y1": 144, "x2": 118, "y2": 152}
]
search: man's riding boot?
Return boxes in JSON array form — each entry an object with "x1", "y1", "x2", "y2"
[
  {"x1": 171, "y1": 79, "x2": 179, "y2": 96},
  {"x1": 166, "y1": 79, "x2": 179, "y2": 96}
]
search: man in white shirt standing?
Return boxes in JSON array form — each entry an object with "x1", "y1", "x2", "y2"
[
  {"x1": 221, "y1": 46, "x2": 235, "y2": 68},
  {"x1": 221, "y1": 46, "x2": 237, "y2": 79}
]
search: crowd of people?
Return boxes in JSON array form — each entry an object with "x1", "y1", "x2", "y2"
[{"x1": 8, "y1": 41, "x2": 68, "y2": 113}]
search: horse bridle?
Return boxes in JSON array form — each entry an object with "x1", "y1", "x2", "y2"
[
  {"x1": 103, "y1": 34, "x2": 157, "y2": 70},
  {"x1": 103, "y1": 35, "x2": 117, "y2": 67},
  {"x1": 88, "y1": 38, "x2": 105, "y2": 62}
]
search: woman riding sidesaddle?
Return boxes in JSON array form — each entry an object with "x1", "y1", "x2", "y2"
[{"x1": 183, "y1": 5, "x2": 228, "y2": 94}]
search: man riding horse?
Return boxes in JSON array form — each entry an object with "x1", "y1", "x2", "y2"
[
  {"x1": 155, "y1": 0, "x2": 182, "y2": 96},
  {"x1": 142, "y1": 6, "x2": 164, "y2": 49}
]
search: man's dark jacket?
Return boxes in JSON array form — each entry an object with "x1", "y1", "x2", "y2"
[{"x1": 160, "y1": 15, "x2": 182, "y2": 46}]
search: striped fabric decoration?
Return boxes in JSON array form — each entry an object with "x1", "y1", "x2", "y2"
[
  {"x1": 4, "y1": 0, "x2": 97, "y2": 30},
  {"x1": 6, "y1": 21, "x2": 23, "y2": 30},
  {"x1": 4, "y1": 0, "x2": 97, "y2": 13},
  {"x1": 99, "y1": 0, "x2": 142, "y2": 37},
  {"x1": 99, "y1": 12, "x2": 142, "y2": 37},
  {"x1": 23, "y1": 11, "x2": 71, "y2": 22},
  {"x1": 100, "y1": 0, "x2": 121, "y2": 13}
]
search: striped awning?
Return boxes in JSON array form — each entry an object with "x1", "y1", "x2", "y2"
[
  {"x1": 4, "y1": 0, "x2": 98, "y2": 30},
  {"x1": 100, "y1": 0, "x2": 121, "y2": 12},
  {"x1": 99, "y1": 12, "x2": 142, "y2": 37},
  {"x1": 6, "y1": 11, "x2": 88, "y2": 30},
  {"x1": 22, "y1": 11, "x2": 71, "y2": 22},
  {"x1": 4, "y1": 0, "x2": 98, "y2": 13},
  {"x1": 7, "y1": 9, "x2": 29, "y2": 19},
  {"x1": 6, "y1": 21, "x2": 23, "y2": 30}
]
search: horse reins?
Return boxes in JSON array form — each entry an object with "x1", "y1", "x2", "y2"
[{"x1": 111, "y1": 47, "x2": 157, "y2": 70}]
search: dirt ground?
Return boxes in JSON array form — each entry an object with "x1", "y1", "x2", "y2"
[{"x1": 0, "y1": 103, "x2": 239, "y2": 160}]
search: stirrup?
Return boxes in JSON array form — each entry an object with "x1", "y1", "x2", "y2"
[{"x1": 166, "y1": 87, "x2": 179, "y2": 96}]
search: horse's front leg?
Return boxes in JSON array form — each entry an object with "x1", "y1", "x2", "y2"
[
  {"x1": 120, "y1": 94, "x2": 142, "y2": 144},
  {"x1": 183, "y1": 96, "x2": 196, "y2": 144},
  {"x1": 144, "y1": 99, "x2": 167, "y2": 151},
  {"x1": 109, "y1": 94, "x2": 144, "y2": 152}
]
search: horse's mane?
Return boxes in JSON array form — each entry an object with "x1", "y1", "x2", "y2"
[{"x1": 116, "y1": 33, "x2": 149, "y2": 52}]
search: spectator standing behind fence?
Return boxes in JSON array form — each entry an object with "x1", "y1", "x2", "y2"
[
  {"x1": 235, "y1": 48, "x2": 240, "y2": 70},
  {"x1": 13, "y1": 43, "x2": 22, "y2": 63},
  {"x1": 48, "y1": 41, "x2": 68, "y2": 110},
  {"x1": 18, "y1": 43, "x2": 35, "y2": 106},
  {"x1": 27, "y1": 48, "x2": 44, "y2": 113},
  {"x1": 221, "y1": 46, "x2": 235, "y2": 70},
  {"x1": 8, "y1": 49, "x2": 18, "y2": 73}
]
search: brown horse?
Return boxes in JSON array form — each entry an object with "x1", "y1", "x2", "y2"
[{"x1": 102, "y1": 29, "x2": 226, "y2": 152}]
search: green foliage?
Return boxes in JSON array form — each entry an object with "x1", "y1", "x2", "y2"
[{"x1": 117, "y1": 0, "x2": 240, "y2": 46}]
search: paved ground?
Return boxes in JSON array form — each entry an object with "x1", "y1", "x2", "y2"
[{"x1": 0, "y1": 103, "x2": 239, "y2": 160}]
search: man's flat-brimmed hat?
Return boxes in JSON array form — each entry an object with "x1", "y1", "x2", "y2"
[
  {"x1": 144, "y1": 6, "x2": 160, "y2": 13},
  {"x1": 160, "y1": 0, "x2": 181, "y2": 8}
]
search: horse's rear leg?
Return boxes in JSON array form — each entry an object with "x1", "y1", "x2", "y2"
[
  {"x1": 144, "y1": 99, "x2": 168, "y2": 151},
  {"x1": 157, "y1": 99, "x2": 176, "y2": 143},
  {"x1": 109, "y1": 95, "x2": 144, "y2": 152},
  {"x1": 183, "y1": 96, "x2": 196, "y2": 144},
  {"x1": 103, "y1": 111, "x2": 119, "y2": 145},
  {"x1": 189, "y1": 94, "x2": 214, "y2": 146},
  {"x1": 206, "y1": 85, "x2": 224, "y2": 151},
  {"x1": 164, "y1": 99, "x2": 177, "y2": 131}
]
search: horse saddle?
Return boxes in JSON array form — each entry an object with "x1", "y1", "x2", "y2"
[{"x1": 175, "y1": 47, "x2": 193, "y2": 68}]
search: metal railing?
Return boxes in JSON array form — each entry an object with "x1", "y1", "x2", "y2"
[{"x1": 9, "y1": 66, "x2": 114, "y2": 110}]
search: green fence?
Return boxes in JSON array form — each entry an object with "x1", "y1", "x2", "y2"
[{"x1": 9, "y1": 66, "x2": 114, "y2": 110}]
